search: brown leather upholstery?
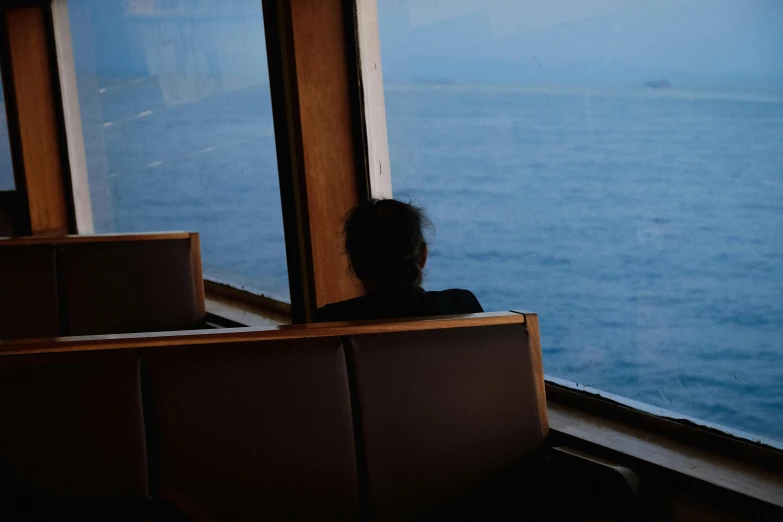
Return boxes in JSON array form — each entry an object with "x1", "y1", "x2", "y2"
[
  {"x1": 0, "y1": 245, "x2": 59, "y2": 340},
  {"x1": 346, "y1": 324, "x2": 547, "y2": 521},
  {"x1": 142, "y1": 338, "x2": 359, "y2": 522},
  {"x1": 0, "y1": 314, "x2": 546, "y2": 520},
  {"x1": 58, "y1": 239, "x2": 201, "y2": 336},
  {"x1": 0, "y1": 350, "x2": 149, "y2": 507}
]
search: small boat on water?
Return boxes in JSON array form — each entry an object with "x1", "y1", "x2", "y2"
[{"x1": 645, "y1": 78, "x2": 671, "y2": 89}]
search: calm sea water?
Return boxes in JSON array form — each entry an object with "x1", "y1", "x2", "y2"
[
  {"x1": 387, "y1": 86, "x2": 783, "y2": 445},
  {"x1": 88, "y1": 83, "x2": 783, "y2": 444}
]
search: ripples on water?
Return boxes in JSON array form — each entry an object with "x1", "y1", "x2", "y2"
[
  {"x1": 94, "y1": 82, "x2": 782, "y2": 445},
  {"x1": 387, "y1": 86, "x2": 783, "y2": 445}
]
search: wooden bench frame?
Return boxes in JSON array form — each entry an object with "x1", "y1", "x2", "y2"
[
  {"x1": 1, "y1": 311, "x2": 780, "y2": 518},
  {"x1": 0, "y1": 310, "x2": 646, "y2": 521},
  {"x1": 0, "y1": 231, "x2": 206, "y2": 338},
  {"x1": 0, "y1": 310, "x2": 531, "y2": 354}
]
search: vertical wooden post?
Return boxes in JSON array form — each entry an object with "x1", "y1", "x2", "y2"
[
  {"x1": 0, "y1": 5, "x2": 71, "y2": 236},
  {"x1": 523, "y1": 312, "x2": 550, "y2": 439},
  {"x1": 264, "y1": 0, "x2": 368, "y2": 322},
  {"x1": 189, "y1": 232, "x2": 206, "y2": 320}
]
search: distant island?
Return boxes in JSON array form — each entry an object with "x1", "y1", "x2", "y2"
[
  {"x1": 415, "y1": 77, "x2": 456, "y2": 86},
  {"x1": 644, "y1": 78, "x2": 670, "y2": 89}
]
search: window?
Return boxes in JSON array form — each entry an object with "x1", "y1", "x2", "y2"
[
  {"x1": 0, "y1": 79, "x2": 14, "y2": 191},
  {"x1": 68, "y1": 0, "x2": 288, "y2": 300},
  {"x1": 378, "y1": 1, "x2": 783, "y2": 445}
]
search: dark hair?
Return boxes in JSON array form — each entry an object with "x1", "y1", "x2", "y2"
[{"x1": 344, "y1": 199, "x2": 432, "y2": 290}]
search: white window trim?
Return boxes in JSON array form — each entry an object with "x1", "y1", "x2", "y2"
[
  {"x1": 51, "y1": 0, "x2": 94, "y2": 234},
  {"x1": 355, "y1": 0, "x2": 392, "y2": 199}
]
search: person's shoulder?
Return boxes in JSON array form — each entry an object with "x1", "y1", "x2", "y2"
[
  {"x1": 424, "y1": 288, "x2": 484, "y2": 313},
  {"x1": 427, "y1": 288, "x2": 478, "y2": 300},
  {"x1": 314, "y1": 295, "x2": 372, "y2": 323}
]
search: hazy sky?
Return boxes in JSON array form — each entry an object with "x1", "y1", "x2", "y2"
[{"x1": 378, "y1": 0, "x2": 783, "y2": 87}]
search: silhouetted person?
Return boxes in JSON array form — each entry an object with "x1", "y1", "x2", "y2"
[{"x1": 314, "y1": 199, "x2": 483, "y2": 322}]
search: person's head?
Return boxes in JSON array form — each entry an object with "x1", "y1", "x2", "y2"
[{"x1": 344, "y1": 199, "x2": 432, "y2": 292}]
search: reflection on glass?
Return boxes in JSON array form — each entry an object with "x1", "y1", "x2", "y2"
[
  {"x1": 69, "y1": 0, "x2": 288, "y2": 300},
  {"x1": 0, "y1": 79, "x2": 14, "y2": 191},
  {"x1": 379, "y1": 1, "x2": 783, "y2": 445}
]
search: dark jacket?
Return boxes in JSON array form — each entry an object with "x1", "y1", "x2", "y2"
[{"x1": 314, "y1": 287, "x2": 483, "y2": 323}]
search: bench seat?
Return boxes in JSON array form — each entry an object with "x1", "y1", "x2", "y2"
[{"x1": 0, "y1": 312, "x2": 633, "y2": 521}]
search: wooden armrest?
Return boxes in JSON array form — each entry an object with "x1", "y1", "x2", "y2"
[
  {"x1": 155, "y1": 488, "x2": 216, "y2": 522},
  {"x1": 550, "y1": 445, "x2": 640, "y2": 497},
  {"x1": 545, "y1": 446, "x2": 641, "y2": 520}
]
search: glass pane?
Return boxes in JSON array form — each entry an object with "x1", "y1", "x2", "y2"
[
  {"x1": 0, "y1": 78, "x2": 15, "y2": 191},
  {"x1": 378, "y1": 1, "x2": 783, "y2": 445},
  {"x1": 69, "y1": 0, "x2": 288, "y2": 300}
]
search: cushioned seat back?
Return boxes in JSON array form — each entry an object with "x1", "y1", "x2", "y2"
[
  {"x1": 0, "y1": 244, "x2": 59, "y2": 340},
  {"x1": 0, "y1": 350, "x2": 149, "y2": 503},
  {"x1": 58, "y1": 238, "x2": 202, "y2": 336},
  {"x1": 142, "y1": 338, "x2": 359, "y2": 522},
  {"x1": 346, "y1": 323, "x2": 547, "y2": 521}
]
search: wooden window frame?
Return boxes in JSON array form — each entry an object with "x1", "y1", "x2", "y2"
[
  {"x1": 0, "y1": 0, "x2": 73, "y2": 236},
  {"x1": 351, "y1": 3, "x2": 783, "y2": 514},
  {"x1": 546, "y1": 381, "x2": 783, "y2": 514},
  {"x1": 38, "y1": 0, "x2": 391, "y2": 322},
  {"x1": 5, "y1": 0, "x2": 783, "y2": 511},
  {"x1": 262, "y1": 0, "x2": 388, "y2": 322},
  {"x1": 348, "y1": 1, "x2": 783, "y2": 497},
  {"x1": 4, "y1": 0, "x2": 391, "y2": 319}
]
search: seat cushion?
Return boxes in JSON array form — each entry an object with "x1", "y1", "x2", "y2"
[
  {"x1": 0, "y1": 244, "x2": 59, "y2": 339},
  {"x1": 0, "y1": 350, "x2": 149, "y2": 503},
  {"x1": 142, "y1": 338, "x2": 359, "y2": 521},
  {"x1": 57, "y1": 239, "x2": 201, "y2": 336},
  {"x1": 346, "y1": 324, "x2": 547, "y2": 521}
]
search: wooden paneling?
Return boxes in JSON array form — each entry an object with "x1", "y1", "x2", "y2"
[
  {"x1": 0, "y1": 231, "x2": 191, "y2": 245},
  {"x1": 545, "y1": 379, "x2": 783, "y2": 472},
  {"x1": 548, "y1": 402, "x2": 783, "y2": 510},
  {"x1": 189, "y1": 233, "x2": 206, "y2": 319},
  {"x1": 523, "y1": 313, "x2": 550, "y2": 440},
  {"x1": 1, "y1": 6, "x2": 70, "y2": 236},
  {"x1": 291, "y1": 0, "x2": 363, "y2": 312},
  {"x1": 264, "y1": 0, "x2": 367, "y2": 322},
  {"x1": 0, "y1": 311, "x2": 526, "y2": 355},
  {"x1": 204, "y1": 279, "x2": 292, "y2": 321},
  {"x1": 204, "y1": 294, "x2": 288, "y2": 328}
]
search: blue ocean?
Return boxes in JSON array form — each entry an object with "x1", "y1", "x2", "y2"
[
  {"x1": 387, "y1": 86, "x2": 783, "y2": 445},
  {"x1": 80, "y1": 82, "x2": 782, "y2": 445}
]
